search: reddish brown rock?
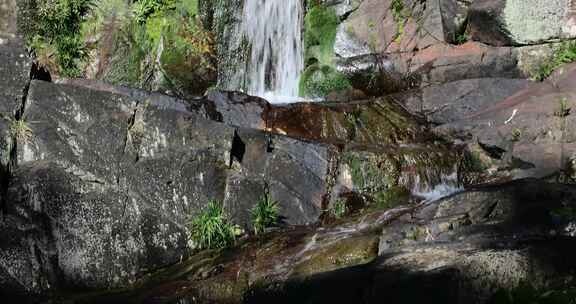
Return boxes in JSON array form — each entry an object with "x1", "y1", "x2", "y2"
[{"x1": 438, "y1": 63, "x2": 576, "y2": 179}]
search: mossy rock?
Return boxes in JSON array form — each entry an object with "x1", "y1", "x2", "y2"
[
  {"x1": 291, "y1": 234, "x2": 379, "y2": 277},
  {"x1": 299, "y1": 64, "x2": 352, "y2": 97}
]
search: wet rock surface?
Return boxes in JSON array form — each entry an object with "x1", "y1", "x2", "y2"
[
  {"x1": 57, "y1": 179, "x2": 576, "y2": 304},
  {"x1": 3, "y1": 1, "x2": 576, "y2": 303}
]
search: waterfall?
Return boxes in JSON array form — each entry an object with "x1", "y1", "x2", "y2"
[{"x1": 240, "y1": 0, "x2": 304, "y2": 103}]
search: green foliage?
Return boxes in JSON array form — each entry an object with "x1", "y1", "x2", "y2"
[
  {"x1": 300, "y1": 3, "x2": 350, "y2": 98},
  {"x1": 133, "y1": 0, "x2": 177, "y2": 23},
  {"x1": 81, "y1": 0, "x2": 132, "y2": 38},
  {"x1": 390, "y1": 0, "x2": 404, "y2": 22},
  {"x1": 189, "y1": 200, "x2": 240, "y2": 250},
  {"x1": 28, "y1": 0, "x2": 94, "y2": 76},
  {"x1": 330, "y1": 200, "x2": 348, "y2": 219},
  {"x1": 375, "y1": 186, "x2": 410, "y2": 210},
  {"x1": 251, "y1": 193, "x2": 280, "y2": 235},
  {"x1": 490, "y1": 284, "x2": 576, "y2": 304},
  {"x1": 303, "y1": 4, "x2": 338, "y2": 66},
  {"x1": 454, "y1": 31, "x2": 469, "y2": 45},
  {"x1": 299, "y1": 64, "x2": 352, "y2": 97},
  {"x1": 0, "y1": 114, "x2": 34, "y2": 143},
  {"x1": 533, "y1": 40, "x2": 576, "y2": 81}
]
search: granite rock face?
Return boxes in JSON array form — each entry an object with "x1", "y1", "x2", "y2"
[
  {"x1": 0, "y1": 80, "x2": 335, "y2": 300},
  {"x1": 469, "y1": 0, "x2": 576, "y2": 46}
]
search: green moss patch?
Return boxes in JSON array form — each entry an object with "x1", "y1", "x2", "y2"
[
  {"x1": 299, "y1": 64, "x2": 352, "y2": 98},
  {"x1": 300, "y1": 3, "x2": 350, "y2": 98}
]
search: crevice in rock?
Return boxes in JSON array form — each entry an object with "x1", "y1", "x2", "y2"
[
  {"x1": 30, "y1": 62, "x2": 52, "y2": 82},
  {"x1": 478, "y1": 141, "x2": 506, "y2": 160},
  {"x1": 230, "y1": 129, "x2": 246, "y2": 167},
  {"x1": 1, "y1": 67, "x2": 32, "y2": 215},
  {"x1": 265, "y1": 132, "x2": 274, "y2": 153}
]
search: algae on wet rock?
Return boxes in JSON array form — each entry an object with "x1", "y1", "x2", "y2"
[{"x1": 300, "y1": 3, "x2": 351, "y2": 97}]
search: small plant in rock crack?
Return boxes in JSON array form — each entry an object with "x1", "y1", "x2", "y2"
[
  {"x1": 2, "y1": 115, "x2": 34, "y2": 143},
  {"x1": 330, "y1": 199, "x2": 347, "y2": 219},
  {"x1": 189, "y1": 200, "x2": 241, "y2": 250},
  {"x1": 511, "y1": 128, "x2": 522, "y2": 142},
  {"x1": 251, "y1": 193, "x2": 280, "y2": 235},
  {"x1": 554, "y1": 97, "x2": 571, "y2": 118}
]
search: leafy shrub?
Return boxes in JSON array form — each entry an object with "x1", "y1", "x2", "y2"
[
  {"x1": 189, "y1": 200, "x2": 239, "y2": 250},
  {"x1": 533, "y1": 40, "x2": 576, "y2": 81},
  {"x1": 251, "y1": 193, "x2": 280, "y2": 235},
  {"x1": 133, "y1": 0, "x2": 177, "y2": 23},
  {"x1": 26, "y1": 0, "x2": 94, "y2": 77}
]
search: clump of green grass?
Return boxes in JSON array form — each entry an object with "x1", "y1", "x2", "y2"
[
  {"x1": 533, "y1": 40, "x2": 576, "y2": 81},
  {"x1": 11, "y1": 120, "x2": 34, "y2": 143},
  {"x1": 189, "y1": 200, "x2": 240, "y2": 250},
  {"x1": 3, "y1": 116, "x2": 34, "y2": 144},
  {"x1": 330, "y1": 199, "x2": 348, "y2": 219},
  {"x1": 251, "y1": 193, "x2": 280, "y2": 235}
]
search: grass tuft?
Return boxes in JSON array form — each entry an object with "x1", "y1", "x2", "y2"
[
  {"x1": 533, "y1": 40, "x2": 576, "y2": 81},
  {"x1": 189, "y1": 200, "x2": 240, "y2": 250},
  {"x1": 251, "y1": 193, "x2": 280, "y2": 235}
]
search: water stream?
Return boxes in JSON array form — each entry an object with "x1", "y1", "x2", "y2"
[{"x1": 240, "y1": 0, "x2": 305, "y2": 103}]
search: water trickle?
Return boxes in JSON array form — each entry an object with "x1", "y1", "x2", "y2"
[{"x1": 241, "y1": 0, "x2": 304, "y2": 103}]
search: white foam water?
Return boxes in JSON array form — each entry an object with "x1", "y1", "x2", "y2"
[
  {"x1": 242, "y1": 0, "x2": 305, "y2": 103},
  {"x1": 412, "y1": 171, "x2": 464, "y2": 203}
]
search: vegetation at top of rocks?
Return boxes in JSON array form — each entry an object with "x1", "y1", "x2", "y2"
[
  {"x1": 133, "y1": 0, "x2": 177, "y2": 23},
  {"x1": 299, "y1": 3, "x2": 351, "y2": 97},
  {"x1": 251, "y1": 193, "x2": 280, "y2": 235},
  {"x1": 532, "y1": 40, "x2": 576, "y2": 81},
  {"x1": 390, "y1": 0, "x2": 404, "y2": 22},
  {"x1": 20, "y1": 0, "x2": 215, "y2": 94},
  {"x1": 21, "y1": 0, "x2": 93, "y2": 77},
  {"x1": 189, "y1": 200, "x2": 241, "y2": 250}
]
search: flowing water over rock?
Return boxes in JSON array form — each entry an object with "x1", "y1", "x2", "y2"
[{"x1": 222, "y1": 0, "x2": 304, "y2": 103}]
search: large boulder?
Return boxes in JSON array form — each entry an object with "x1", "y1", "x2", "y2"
[
  {"x1": 0, "y1": 80, "x2": 334, "y2": 299},
  {"x1": 469, "y1": 0, "x2": 576, "y2": 46},
  {"x1": 437, "y1": 62, "x2": 576, "y2": 180},
  {"x1": 397, "y1": 78, "x2": 531, "y2": 124}
]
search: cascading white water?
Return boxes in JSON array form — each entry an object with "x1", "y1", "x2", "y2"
[{"x1": 242, "y1": 0, "x2": 304, "y2": 103}]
